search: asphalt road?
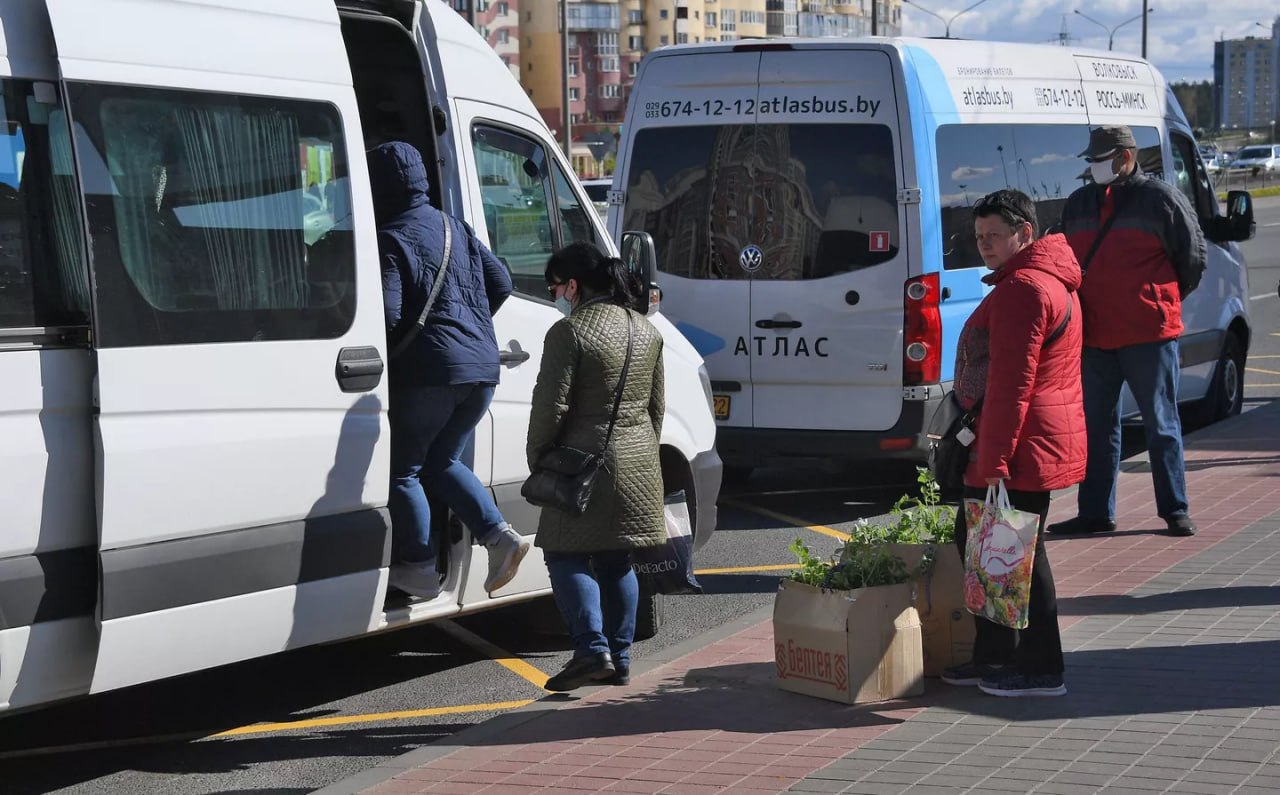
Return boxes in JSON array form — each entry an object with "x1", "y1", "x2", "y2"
[{"x1": 2, "y1": 198, "x2": 1278, "y2": 795}]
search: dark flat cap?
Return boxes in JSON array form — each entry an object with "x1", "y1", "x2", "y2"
[{"x1": 1079, "y1": 125, "x2": 1137, "y2": 160}]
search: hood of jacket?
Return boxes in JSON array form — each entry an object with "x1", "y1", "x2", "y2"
[
  {"x1": 984, "y1": 233, "x2": 1083, "y2": 292},
  {"x1": 367, "y1": 141, "x2": 430, "y2": 225}
]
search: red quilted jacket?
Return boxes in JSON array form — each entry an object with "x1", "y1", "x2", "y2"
[{"x1": 956, "y1": 234, "x2": 1088, "y2": 492}]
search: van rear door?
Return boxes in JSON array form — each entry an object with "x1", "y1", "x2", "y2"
[
  {"x1": 46, "y1": 0, "x2": 390, "y2": 693},
  {"x1": 747, "y1": 48, "x2": 907, "y2": 432},
  {"x1": 616, "y1": 50, "x2": 761, "y2": 428}
]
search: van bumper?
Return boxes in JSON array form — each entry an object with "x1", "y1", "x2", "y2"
[
  {"x1": 689, "y1": 447, "x2": 722, "y2": 551},
  {"x1": 716, "y1": 393, "x2": 946, "y2": 470}
]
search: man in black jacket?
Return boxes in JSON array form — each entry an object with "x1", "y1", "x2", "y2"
[{"x1": 369, "y1": 141, "x2": 528, "y2": 599}]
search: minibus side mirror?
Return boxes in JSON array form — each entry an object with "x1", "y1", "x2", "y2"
[
  {"x1": 1207, "y1": 190, "x2": 1256, "y2": 243},
  {"x1": 620, "y1": 230, "x2": 660, "y2": 315}
]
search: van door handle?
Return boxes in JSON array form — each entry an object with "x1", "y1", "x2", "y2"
[
  {"x1": 335, "y1": 347, "x2": 383, "y2": 393},
  {"x1": 499, "y1": 349, "x2": 531, "y2": 366},
  {"x1": 756, "y1": 319, "x2": 802, "y2": 330}
]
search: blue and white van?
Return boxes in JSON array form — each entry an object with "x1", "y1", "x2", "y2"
[{"x1": 608, "y1": 37, "x2": 1255, "y2": 474}]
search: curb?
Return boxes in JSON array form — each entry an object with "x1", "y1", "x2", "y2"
[{"x1": 311, "y1": 602, "x2": 777, "y2": 794}]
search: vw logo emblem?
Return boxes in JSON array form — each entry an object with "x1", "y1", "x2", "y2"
[{"x1": 740, "y1": 245, "x2": 763, "y2": 273}]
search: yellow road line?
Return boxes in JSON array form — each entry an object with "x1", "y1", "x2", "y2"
[
  {"x1": 1246, "y1": 366, "x2": 1280, "y2": 376},
  {"x1": 436, "y1": 619, "x2": 550, "y2": 690},
  {"x1": 694, "y1": 563, "x2": 797, "y2": 575},
  {"x1": 211, "y1": 699, "x2": 534, "y2": 738},
  {"x1": 722, "y1": 497, "x2": 850, "y2": 541}
]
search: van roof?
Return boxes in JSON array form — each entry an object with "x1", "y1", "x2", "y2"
[{"x1": 639, "y1": 37, "x2": 1170, "y2": 124}]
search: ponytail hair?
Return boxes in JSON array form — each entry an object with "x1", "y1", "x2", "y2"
[{"x1": 545, "y1": 241, "x2": 641, "y2": 307}]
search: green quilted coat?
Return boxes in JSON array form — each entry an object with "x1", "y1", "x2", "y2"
[{"x1": 527, "y1": 299, "x2": 666, "y2": 552}]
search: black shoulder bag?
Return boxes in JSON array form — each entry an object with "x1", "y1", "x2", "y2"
[
  {"x1": 521, "y1": 309, "x2": 636, "y2": 517},
  {"x1": 388, "y1": 215, "x2": 453, "y2": 359},
  {"x1": 927, "y1": 296, "x2": 1074, "y2": 496}
]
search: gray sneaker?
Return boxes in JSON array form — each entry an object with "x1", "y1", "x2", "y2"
[
  {"x1": 388, "y1": 561, "x2": 442, "y2": 600},
  {"x1": 484, "y1": 524, "x2": 530, "y2": 593}
]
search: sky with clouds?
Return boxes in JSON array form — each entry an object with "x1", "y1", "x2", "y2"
[{"x1": 899, "y1": 0, "x2": 1279, "y2": 84}]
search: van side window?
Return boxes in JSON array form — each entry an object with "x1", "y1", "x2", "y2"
[
  {"x1": 0, "y1": 80, "x2": 90, "y2": 332},
  {"x1": 1170, "y1": 132, "x2": 1215, "y2": 221},
  {"x1": 623, "y1": 124, "x2": 899, "y2": 280},
  {"x1": 470, "y1": 124, "x2": 562, "y2": 297},
  {"x1": 64, "y1": 84, "x2": 355, "y2": 347},
  {"x1": 935, "y1": 123, "x2": 1160, "y2": 270}
]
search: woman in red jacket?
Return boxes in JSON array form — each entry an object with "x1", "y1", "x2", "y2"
[{"x1": 941, "y1": 189, "x2": 1086, "y2": 698}]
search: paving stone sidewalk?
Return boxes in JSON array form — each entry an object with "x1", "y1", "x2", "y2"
[{"x1": 343, "y1": 401, "x2": 1280, "y2": 795}]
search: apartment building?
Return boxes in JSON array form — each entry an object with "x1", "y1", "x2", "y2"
[{"x1": 1213, "y1": 20, "x2": 1278, "y2": 132}]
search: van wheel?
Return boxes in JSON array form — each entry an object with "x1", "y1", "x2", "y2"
[
  {"x1": 1197, "y1": 333, "x2": 1244, "y2": 425},
  {"x1": 634, "y1": 578, "x2": 664, "y2": 641}
]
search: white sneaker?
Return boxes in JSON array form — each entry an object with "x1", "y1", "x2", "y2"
[
  {"x1": 484, "y1": 524, "x2": 530, "y2": 593},
  {"x1": 388, "y1": 561, "x2": 442, "y2": 600}
]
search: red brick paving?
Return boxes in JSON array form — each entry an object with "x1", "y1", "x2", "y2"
[{"x1": 362, "y1": 405, "x2": 1280, "y2": 795}]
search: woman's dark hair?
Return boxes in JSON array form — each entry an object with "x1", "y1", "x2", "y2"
[
  {"x1": 973, "y1": 189, "x2": 1039, "y2": 238},
  {"x1": 545, "y1": 241, "x2": 640, "y2": 307}
]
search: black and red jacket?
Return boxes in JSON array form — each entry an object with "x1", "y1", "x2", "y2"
[{"x1": 1060, "y1": 168, "x2": 1206, "y2": 350}]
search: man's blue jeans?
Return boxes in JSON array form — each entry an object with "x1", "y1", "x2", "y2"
[
  {"x1": 389, "y1": 384, "x2": 505, "y2": 564},
  {"x1": 544, "y1": 550, "x2": 638, "y2": 670},
  {"x1": 1078, "y1": 340, "x2": 1189, "y2": 522}
]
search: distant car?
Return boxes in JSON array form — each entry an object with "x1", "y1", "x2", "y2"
[
  {"x1": 1231, "y1": 144, "x2": 1280, "y2": 173},
  {"x1": 581, "y1": 177, "x2": 611, "y2": 220},
  {"x1": 1199, "y1": 145, "x2": 1223, "y2": 174}
]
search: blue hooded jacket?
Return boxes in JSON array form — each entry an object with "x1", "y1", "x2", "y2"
[{"x1": 368, "y1": 142, "x2": 513, "y2": 387}]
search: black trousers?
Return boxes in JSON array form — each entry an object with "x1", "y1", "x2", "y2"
[{"x1": 954, "y1": 486, "x2": 1065, "y2": 676}]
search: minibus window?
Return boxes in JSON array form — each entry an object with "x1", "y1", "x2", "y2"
[
  {"x1": 624, "y1": 123, "x2": 898, "y2": 280},
  {"x1": 551, "y1": 163, "x2": 599, "y2": 250},
  {"x1": 936, "y1": 123, "x2": 1161, "y2": 270},
  {"x1": 471, "y1": 124, "x2": 556, "y2": 296},
  {"x1": 66, "y1": 84, "x2": 356, "y2": 347},
  {"x1": 0, "y1": 80, "x2": 89, "y2": 331}
]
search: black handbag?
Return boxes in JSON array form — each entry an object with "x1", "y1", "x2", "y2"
[
  {"x1": 928, "y1": 295, "x2": 1073, "y2": 496},
  {"x1": 521, "y1": 309, "x2": 636, "y2": 517}
]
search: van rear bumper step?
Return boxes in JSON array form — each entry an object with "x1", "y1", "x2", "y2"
[{"x1": 715, "y1": 395, "x2": 947, "y2": 469}]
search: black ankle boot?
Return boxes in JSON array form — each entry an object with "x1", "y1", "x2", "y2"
[{"x1": 545, "y1": 652, "x2": 615, "y2": 692}]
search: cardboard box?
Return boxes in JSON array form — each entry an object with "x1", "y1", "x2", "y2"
[
  {"x1": 773, "y1": 579, "x2": 924, "y2": 704},
  {"x1": 890, "y1": 543, "x2": 975, "y2": 677}
]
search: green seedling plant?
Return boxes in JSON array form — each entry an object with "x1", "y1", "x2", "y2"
[
  {"x1": 788, "y1": 538, "x2": 933, "y2": 591},
  {"x1": 848, "y1": 467, "x2": 956, "y2": 546}
]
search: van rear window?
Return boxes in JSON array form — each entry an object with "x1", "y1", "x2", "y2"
[
  {"x1": 622, "y1": 123, "x2": 898, "y2": 280},
  {"x1": 935, "y1": 123, "x2": 1161, "y2": 270}
]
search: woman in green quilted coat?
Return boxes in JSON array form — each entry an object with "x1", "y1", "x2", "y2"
[{"x1": 528, "y1": 242, "x2": 666, "y2": 692}]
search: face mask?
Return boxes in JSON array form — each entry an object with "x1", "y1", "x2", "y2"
[
  {"x1": 555, "y1": 296, "x2": 574, "y2": 316},
  {"x1": 1090, "y1": 158, "x2": 1119, "y2": 186}
]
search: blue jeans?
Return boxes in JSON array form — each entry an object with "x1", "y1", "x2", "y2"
[
  {"x1": 1078, "y1": 341, "x2": 1189, "y2": 521},
  {"x1": 389, "y1": 384, "x2": 505, "y2": 564},
  {"x1": 544, "y1": 550, "x2": 638, "y2": 669}
]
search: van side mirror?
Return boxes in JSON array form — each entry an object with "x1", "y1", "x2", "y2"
[
  {"x1": 620, "y1": 230, "x2": 660, "y2": 315},
  {"x1": 1207, "y1": 190, "x2": 1256, "y2": 243}
]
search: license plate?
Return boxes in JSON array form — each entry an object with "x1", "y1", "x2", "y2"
[{"x1": 713, "y1": 395, "x2": 731, "y2": 420}]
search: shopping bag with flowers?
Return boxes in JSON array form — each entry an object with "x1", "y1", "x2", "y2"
[{"x1": 962, "y1": 481, "x2": 1040, "y2": 629}]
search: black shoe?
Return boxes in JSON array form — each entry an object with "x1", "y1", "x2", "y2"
[
  {"x1": 545, "y1": 652, "x2": 615, "y2": 692},
  {"x1": 940, "y1": 661, "x2": 1007, "y2": 686},
  {"x1": 1046, "y1": 516, "x2": 1117, "y2": 536},
  {"x1": 1164, "y1": 514, "x2": 1197, "y2": 537},
  {"x1": 600, "y1": 666, "x2": 630, "y2": 686}
]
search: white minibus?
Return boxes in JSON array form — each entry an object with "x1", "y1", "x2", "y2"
[
  {"x1": 609, "y1": 38, "x2": 1254, "y2": 476},
  {"x1": 0, "y1": 0, "x2": 720, "y2": 714}
]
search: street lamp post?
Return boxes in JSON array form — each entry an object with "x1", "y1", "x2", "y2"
[
  {"x1": 902, "y1": 0, "x2": 991, "y2": 39},
  {"x1": 1073, "y1": 8, "x2": 1153, "y2": 52},
  {"x1": 1140, "y1": 0, "x2": 1148, "y2": 58}
]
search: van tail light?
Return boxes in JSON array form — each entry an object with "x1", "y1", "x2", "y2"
[{"x1": 903, "y1": 273, "x2": 941, "y2": 386}]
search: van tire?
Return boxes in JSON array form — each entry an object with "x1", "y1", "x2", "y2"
[
  {"x1": 634, "y1": 578, "x2": 664, "y2": 641},
  {"x1": 1197, "y1": 333, "x2": 1244, "y2": 425}
]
